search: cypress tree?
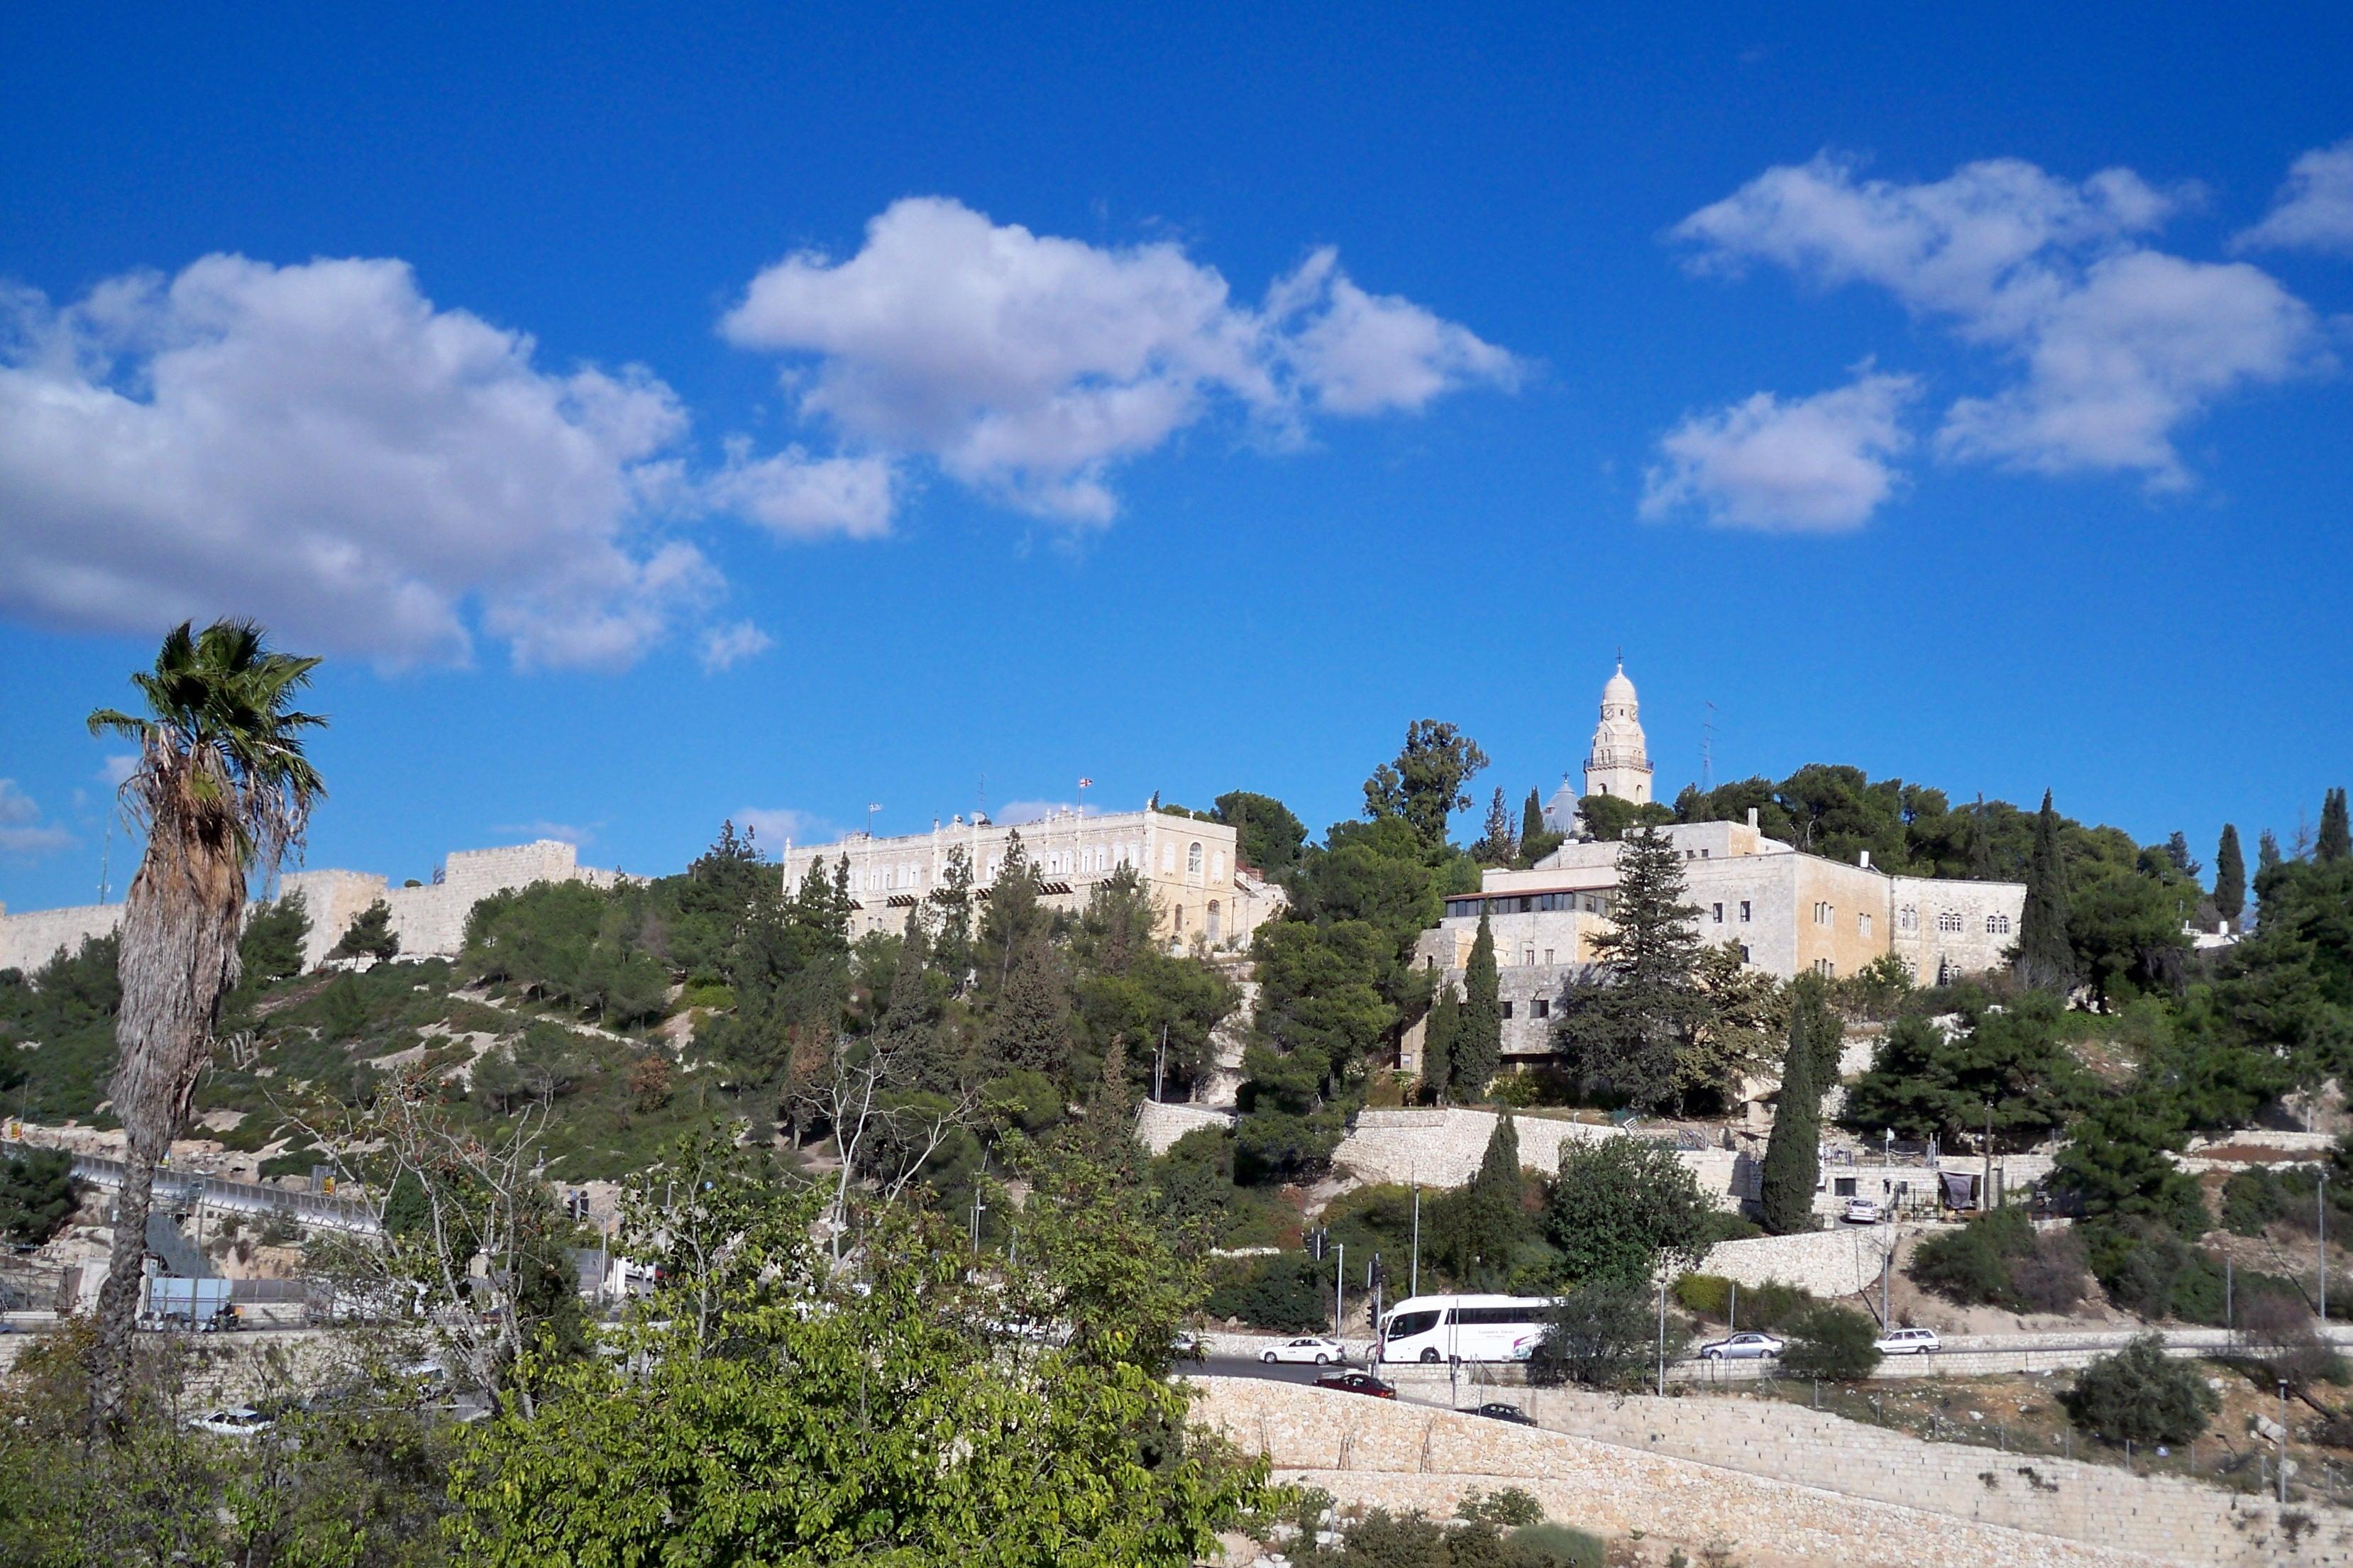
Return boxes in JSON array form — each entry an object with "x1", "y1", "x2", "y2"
[
  {"x1": 2213, "y1": 824, "x2": 2246, "y2": 929},
  {"x1": 1422, "y1": 983, "x2": 1461, "y2": 1105},
  {"x1": 1457, "y1": 913, "x2": 1504, "y2": 1100},
  {"x1": 1520, "y1": 789, "x2": 1545, "y2": 851},
  {"x1": 1758, "y1": 985, "x2": 1826, "y2": 1235},
  {"x1": 2015, "y1": 790, "x2": 2074, "y2": 993},
  {"x1": 2320, "y1": 788, "x2": 2352, "y2": 865},
  {"x1": 1451, "y1": 1112, "x2": 1525, "y2": 1289}
]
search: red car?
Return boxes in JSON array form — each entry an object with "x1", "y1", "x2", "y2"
[{"x1": 1314, "y1": 1369, "x2": 1397, "y2": 1399}]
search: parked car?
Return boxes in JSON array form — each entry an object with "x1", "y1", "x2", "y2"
[
  {"x1": 1697, "y1": 1332, "x2": 1785, "y2": 1361},
  {"x1": 191, "y1": 1406, "x2": 275, "y2": 1438},
  {"x1": 1841, "y1": 1198, "x2": 1884, "y2": 1224},
  {"x1": 1874, "y1": 1326, "x2": 1941, "y2": 1356},
  {"x1": 1313, "y1": 1369, "x2": 1396, "y2": 1398},
  {"x1": 1468, "y1": 1401, "x2": 1536, "y2": 1425},
  {"x1": 1261, "y1": 1335, "x2": 1347, "y2": 1365}
]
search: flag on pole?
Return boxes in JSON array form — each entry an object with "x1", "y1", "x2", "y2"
[
  {"x1": 867, "y1": 802, "x2": 883, "y2": 812},
  {"x1": 1078, "y1": 778, "x2": 1093, "y2": 790}
]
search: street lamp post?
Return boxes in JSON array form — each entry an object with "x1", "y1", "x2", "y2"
[
  {"x1": 1983, "y1": 1100, "x2": 1995, "y2": 1212},
  {"x1": 2321, "y1": 1172, "x2": 2330, "y2": 1325}
]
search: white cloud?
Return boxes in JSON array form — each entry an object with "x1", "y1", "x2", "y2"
[
  {"x1": 702, "y1": 439, "x2": 896, "y2": 540},
  {"x1": 739, "y1": 807, "x2": 837, "y2": 850},
  {"x1": 0, "y1": 780, "x2": 75, "y2": 857},
  {"x1": 1643, "y1": 368, "x2": 1919, "y2": 531},
  {"x1": 2236, "y1": 138, "x2": 2353, "y2": 256},
  {"x1": 495, "y1": 819, "x2": 595, "y2": 847},
  {"x1": 720, "y1": 197, "x2": 1516, "y2": 522},
  {"x1": 96, "y1": 754, "x2": 139, "y2": 788},
  {"x1": 0, "y1": 255, "x2": 722, "y2": 670},
  {"x1": 697, "y1": 619, "x2": 774, "y2": 673},
  {"x1": 1673, "y1": 155, "x2": 2326, "y2": 487}
]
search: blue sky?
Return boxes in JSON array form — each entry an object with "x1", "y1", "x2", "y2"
[{"x1": 4, "y1": 4, "x2": 2352, "y2": 907}]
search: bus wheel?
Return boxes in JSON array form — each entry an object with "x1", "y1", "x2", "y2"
[{"x1": 1421, "y1": 1349, "x2": 1440, "y2": 1364}]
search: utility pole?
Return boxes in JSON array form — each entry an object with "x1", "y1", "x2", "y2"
[
  {"x1": 1409, "y1": 1181, "x2": 1421, "y2": 1299},
  {"x1": 1335, "y1": 1242, "x2": 1346, "y2": 1347},
  {"x1": 1983, "y1": 1100, "x2": 1995, "y2": 1211},
  {"x1": 1154, "y1": 1025, "x2": 1168, "y2": 1105},
  {"x1": 1657, "y1": 1276, "x2": 1668, "y2": 1396},
  {"x1": 1880, "y1": 1237, "x2": 1892, "y2": 1325},
  {"x1": 2322, "y1": 1173, "x2": 2331, "y2": 1324},
  {"x1": 2281, "y1": 1380, "x2": 2292, "y2": 1504}
]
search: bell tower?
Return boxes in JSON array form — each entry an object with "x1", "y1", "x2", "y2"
[{"x1": 1582, "y1": 660, "x2": 1652, "y2": 804}]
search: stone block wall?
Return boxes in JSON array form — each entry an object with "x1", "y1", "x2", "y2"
[
  {"x1": 1137, "y1": 1100, "x2": 1235, "y2": 1155},
  {"x1": 1333, "y1": 1109, "x2": 1626, "y2": 1188},
  {"x1": 0, "y1": 901, "x2": 121, "y2": 975},
  {"x1": 1204, "y1": 1374, "x2": 2343, "y2": 1554},
  {"x1": 1694, "y1": 1225, "x2": 1899, "y2": 1296}
]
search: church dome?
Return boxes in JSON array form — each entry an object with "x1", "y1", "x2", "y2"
[{"x1": 1602, "y1": 663, "x2": 1636, "y2": 707}]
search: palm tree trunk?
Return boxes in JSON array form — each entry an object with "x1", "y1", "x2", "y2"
[{"x1": 88, "y1": 804, "x2": 243, "y2": 1431}]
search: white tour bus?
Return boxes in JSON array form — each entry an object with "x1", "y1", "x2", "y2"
[{"x1": 1374, "y1": 1293, "x2": 1552, "y2": 1364}]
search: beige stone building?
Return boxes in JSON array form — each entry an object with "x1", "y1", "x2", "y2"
[
  {"x1": 782, "y1": 806, "x2": 1284, "y2": 951},
  {"x1": 1409, "y1": 666, "x2": 2025, "y2": 1068}
]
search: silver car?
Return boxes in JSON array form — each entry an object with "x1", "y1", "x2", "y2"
[{"x1": 1697, "y1": 1332, "x2": 1785, "y2": 1361}]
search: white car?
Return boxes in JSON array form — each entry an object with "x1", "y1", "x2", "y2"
[
  {"x1": 1841, "y1": 1197, "x2": 1884, "y2": 1224},
  {"x1": 1260, "y1": 1335, "x2": 1347, "y2": 1365},
  {"x1": 1874, "y1": 1326, "x2": 1941, "y2": 1356},
  {"x1": 1697, "y1": 1332, "x2": 1785, "y2": 1361},
  {"x1": 192, "y1": 1406, "x2": 275, "y2": 1437}
]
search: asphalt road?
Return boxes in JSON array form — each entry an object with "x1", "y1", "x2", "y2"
[{"x1": 1196, "y1": 1354, "x2": 1359, "y2": 1384}]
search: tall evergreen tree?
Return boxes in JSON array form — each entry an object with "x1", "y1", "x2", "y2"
[
  {"x1": 1758, "y1": 985, "x2": 1826, "y2": 1235},
  {"x1": 1362, "y1": 719, "x2": 1489, "y2": 849},
  {"x1": 980, "y1": 924, "x2": 1071, "y2": 1080},
  {"x1": 1446, "y1": 1112, "x2": 1524, "y2": 1290},
  {"x1": 2164, "y1": 831, "x2": 2200, "y2": 880},
  {"x1": 930, "y1": 845, "x2": 976, "y2": 993},
  {"x1": 2213, "y1": 824, "x2": 2247, "y2": 929},
  {"x1": 1553, "y1": 825, "x2": 1705, "y2": 1110},
  {"x1": 1422, "y1": 983, "x2": 1461, "y2": 1105},
  {"x1": 2259, "y1": 829, "x2": 2283, "y2": 872},
  {"x1": 1520, "y1": 789, "x2": 1545, "y2": 851},
  {"x1": 1456, "y1": 914, "x2": 1503, "y2": 1100},
  {"x1": 2015, "y1": 790, "x2": 2075, "y2": 993},
  {"x1": 1472, "y1": 787, "x2": 1518, "y2": 865},
  {"x1": 2320, "y1": 788, "x2": 2352, "y2": 865},
  {"x1": 1968, "y1": 793, "x2": 1997, "y2": 880}
]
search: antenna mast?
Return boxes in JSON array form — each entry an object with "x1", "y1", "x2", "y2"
[{"x1": 1702, "y1": 700, "x2": 1716, "y2": 794}]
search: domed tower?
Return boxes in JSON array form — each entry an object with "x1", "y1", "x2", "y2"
[{"x1": 1583, "y1": 661, "x2": 1652, "y2": 804}]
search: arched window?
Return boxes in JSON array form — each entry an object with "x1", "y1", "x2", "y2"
[
  {"x1": 1211, "y1": 850, "x2": 1224, "y2": 879},
  {"x1": 1937, "y1": 910, "x2": 1964, "y2": 933},
  {"x1": 1187, "y1": 841, "x2": 1203, "y2": 874},
  {"x1": 1986, "y1": 913, "x2": 2012, "y2": 935},
  {"x1": 1898, "y1": 905, "x2": 1918, "y2": 934},
  {"x1": 1172, "y1": 905, "x2": 1184, "y2": 932},
  {"x1": 1206, "y1": 901, "x2": 1222, "y2": 942}
]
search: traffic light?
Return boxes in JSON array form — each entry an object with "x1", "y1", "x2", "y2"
[{"x1": 1306, "y1": 1227, "x2": 1329, "y2": 1260}]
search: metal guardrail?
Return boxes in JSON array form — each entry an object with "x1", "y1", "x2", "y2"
[{"x1": 4, "y1": 1137, "x2": 381, "y2": 1234}]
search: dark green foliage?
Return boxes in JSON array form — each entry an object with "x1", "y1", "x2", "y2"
[
  {"x1": 463, "y1": 881, "x2": 668, "y2": 1027},
  {"x1": 0, "y1": 1149, "x2": 79, "y2": 1245},
  {"x1": 1438, "y1": 1114, "x2": 1524, "y2": 1290},
  {"x1": 1203, "y1": 1252, "x2": 1329, "y2": 1332},
  {"x1": 1516, "y1": 790, "x2": 1567, "y2": 870},
  {"x1": 1574, "y1": 793, "x2": 1673, "y2": 843},
  {"x1": 236, "y1": 893, "x2": 312, "y2": 989},
  {"x1": 1758, "y1": 983, "x2": 1829, "y2": 1235},
  {"x1": 1457, "y1": 1489, "x2": 1544, "y2": 1528},
  {"x1": 1528, "y1": 1281, "x2": 1675, "y2": 1390},
  {"x1": 1553, "y1": 826, "x2": 1706, "y2": 1111},
  {"x1": 1456, "y1": 915, "x2": 1502, "y2": 1100},
  {"x1": 2214, "y1": 824, "x2": 2246, "y2": 927},
  {"x1": 1213, "y1": 791, "x2": 1307, "y2": 878},
  {"x1": 329, "y1": 899, "x2": 401, "y2": 962},
  {"x1": 1780, "y1": 1304, "x2": 1883, "y2": 1381},
  {"x1": 1238, "y1": 919, "x2": 1394, "y2": 1178},
  {"x1": 2164, "y1": 832, "x2": 2200, "y2": 880},
  {"x1": 1296, "y1": 1506, "x2": 1604, "y2": 1568},
  {"x1": 2051, "y1": 1096, "x2": 2207, "y2": 1235},
  {"x1": 2321, "y1": 788, "x2": 2352, "y2": 865},
  {"x1": 1907, "y1": 1207, "x2": 2088, "y2": 1314},
  {"x1": 2015, "y1": 790, "x2": 2075, "y2": 992},
  {"x1": 1545, "y1": 1137, "x2": 1712, "y2": 1287},
  {"x1": 1841, "y1": 993, "x2": 2085, "y2": 1149},
  {"x1": 0, "y1": 934, "x2": 121, "y2": 1124},
  {"x1": 1362, "y1": 719, "x2": 1489, "y2": 849},
  {"x1": 2080, "y1": 1222, "x2": 2247, "y2": 1323},
  {"x1": 2063, "y1": 1337, "x2": 2218, "y2": 1444},
  {"x1": 1670, "y1": 1275, "x2": 1817, "y2": 1332},
  {"x1": 1472, "y1": 788, "x2": 1519, "y2": 866},
  {"x1": 2221, "y1": 1166, "x2": 2292, "y2": 1236},
  {"x1": 1421, "y1": 984, "x2": 1460, "y2": 1105}
]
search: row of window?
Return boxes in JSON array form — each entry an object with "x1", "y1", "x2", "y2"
[
  {"x1": 1895, "y1": 906, "x2": 2011, "y2": 936},
  {"x1": 1443, "y1": 893, "x2": 1609, "y2": 920},
  {"x1": 1709, "y1": 900, "x2": 1754, "y2": 925},
  {"x1": 1497, "y1": 999, "x2": 1553, "y2": 1022}
]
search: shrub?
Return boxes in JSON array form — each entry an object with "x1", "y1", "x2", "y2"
[
  {"x1": 1672, "y1": 1274, "x2": 1817, "y2": 1332},
  {"x1": 2221, "y1": 1168, "x2": 2291, "y2": 1237},
  {"x1": 1779, "y1": 1304, "x2": 1883, "y2": 1381},
  {"x1": 0, "y1": 1149, "x2": 79, "y2": 1246},
  {"x1": 1545, "y1": 1137, "x2": 1714, "y2": 1287},
  {"x1": 1204, "y1": 1252, "x2": 1328, "y2": 1333},
  {"x1": 1529, "y1": 1281, "x2": 1678, "y2": 1390},
  {"x1": 1458, "y1": 1487, "x2": 1543, "y2": 1528},
  {"x1": 1910, "y1": 1208, "x2": 2088, "y2": 1314},
  {"x1": 2063, "y1": 1336, "x2": 2218, "y2": 1444},
  {"x1": 2238, "y1": 1292, "x2": 2348, "y2": 1389},
  {"x1": 1505, "y1": 1523, "x2": 1607, "y2": 1568}
]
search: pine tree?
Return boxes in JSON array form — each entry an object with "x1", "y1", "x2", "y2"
[
  {"x1": 329, "y1": 899, "x2": 400, "y2": 961},
  {"x1": 2164, "y1": 831, "x2": 2200, "y2": 880},
  {"x1": 2015, "y1": 790, "x2": 2074, "y2": 993},
  {"x1": 980, "y1": 923, "x2": 1071, "y2": 1080},
  {"x1": 930, "y1": 845, "x2": 976, "y2": 993},
  {"x1": 1422, "y1": 983, "x2": 1461, "y2": 1105},
  {"x1": 2320, "y1": 788, "x2": 2352, "y2": 865},
  {"x1": 1473, "y1": 787, "x2": 1519, "y2": 865},
  {"x1": 1554, "y1": 825, "x2": 1705, "y2": 1110},
  {"x1": 1456, "y1": 914, "x2": 1503, "y2": 1100},
  {"x1": 2213, "y1": 824, "x2": 2246, "y2": 929},
  {"x1": 2259, "y1": 829, "x2": 2283, "y2": 873},
  {"x1": 1758, "y1": 986, "x2": 1826, "y2": 1235}
]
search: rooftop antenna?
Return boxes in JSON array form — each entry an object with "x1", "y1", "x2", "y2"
[
  {"x1": 99, "y1": 814, "x2": 113, "y2": 904},
  {"x1": 977, "y1": 772, "x2": 988, "y2": 820},
  {"x1": 1701, "y1": 700, "x2": 1716, "y2": 794}
]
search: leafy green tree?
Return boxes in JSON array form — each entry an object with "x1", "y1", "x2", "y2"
[
  {"x1": 2214, "y1": 824, "x2": 2247, "y2": 928},
  {"x1": 1440, "y1": 1114, "x2": 1525, "y2": 1289},
  {"x1": 1212, "y1": 791, "x2": 1306, "y2": 878},
  {"x1": 1575, "y1": 793, "x2": 1673, "y2": 842},
  {"x1": 236, "y1": 893, "x2": 312, "y2": 988},
  {"x1": 1681, "y1": 943, "x2": 1789, "y2": 1111},
  {"x1": 1841, "y1": 993, "x2": 2085, "y2": 1149},
  {"x1": 1455, "y1": 914, "x2": 1503, "y2": 1100},
  {"x1": 443, "y1": 1138, "x2": 1271, "y2": 1567},
  {"x1": 2322, "y1": 787, "x2": 2352, "y2": 864},
  {"x1": 930, "y1": 844, "x2": 977, "y2": 990},
  {"x1": 1758, "y1": 983, "x2": 1831, "y2": 1235},
  {"x1": 1780, "y1": 1305, "x2": 1883, "y2": 1381},
  {"x1": 1528, "y1": 1281, "x2": 1675, "y2": 1390},
  {"x1": 2051, "y1": 1095, "x2": 2206, "y2": 1232},
  {"x1": 1237, "y1": 920, "x2": 1392, "y2": 1178},
  {"x1": 981, "y1": 923, "x2": 1073, "y2": 1081},
  {"x1": 1421, "y1": 983, "x2": 1460, "y2": 1105},
  {"x1": 1554, "y1": 827, "x2": 1704, "y2": 1110},
  {"x1": 1472, "y1": 787, "x2": 1518, "y2": 866},
  {"x1": 1544, "y1": 1136, "x2": 1711, "y2": 1286},
  {"x1": 0, "y1": 1149, "x2": 78, "y2": 1246},
  {"x1": 2063, "y1": 1337, "x2": 2218, "y2": 1445},
  {"x1": 1362, "y1": 719, "x2": 1489, "y2": 849},
  {"x1": 2015, "y1": 790, "x2": 2076, "y2": 993}
]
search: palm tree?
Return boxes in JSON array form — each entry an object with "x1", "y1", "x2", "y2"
[{"x1": 86, "y1": 621, "x2": 324, "y2": 1425}]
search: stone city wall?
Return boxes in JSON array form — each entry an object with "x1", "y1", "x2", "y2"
[
  {"x1": 0, "y1": 900, "x2": 120, "y2": 976},
  {"x1": 1190, "y1": 1376, "x2": 2248, "y2": 1568},
  {"x1": 1694, "y1": 1224, "x2": 1900, "y2": 1298},
  {"x1": 1137, "y1": 1100, "x2": 1236, "y2": 1156},
  {"x1": 1332, "y1": 1109, "x2": 1626, "y2": 1188}
]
